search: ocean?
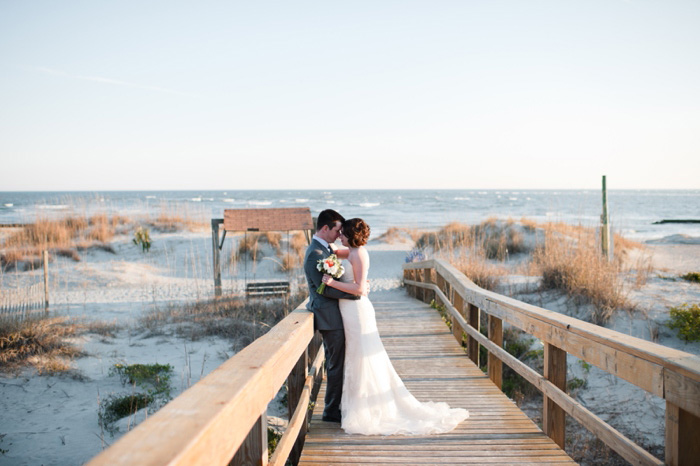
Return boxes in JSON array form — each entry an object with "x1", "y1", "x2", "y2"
[{"x1": 0, "y1": 189, "x2": 698, "y2": 241}]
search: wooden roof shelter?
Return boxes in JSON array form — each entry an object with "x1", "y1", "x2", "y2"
[
  {"x1": 223, "y1": 208, "x2": 314, "y2": 232},
  {"x1": 212, "y1": 207, "x2": 315, "y2": 297}
]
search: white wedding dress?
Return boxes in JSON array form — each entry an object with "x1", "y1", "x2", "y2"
[{"x1": 338, "y1": 261, "x2": 469, "y2": 435}]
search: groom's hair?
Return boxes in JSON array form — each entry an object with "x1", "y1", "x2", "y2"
[{"x1": 316, "y1": 209, "x2": 345, "y2": 231}]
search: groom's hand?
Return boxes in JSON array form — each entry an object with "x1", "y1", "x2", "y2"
[{"x1": 362, "y1": 280, "x2": 370, "y2": 296}]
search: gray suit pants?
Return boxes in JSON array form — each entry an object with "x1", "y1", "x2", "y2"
[{"x1": 320, "y1": 328, "x2": 345, "y2": 420}]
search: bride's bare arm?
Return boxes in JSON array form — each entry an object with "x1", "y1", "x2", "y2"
[
  {"x1": 322, "y1": 248, "x2": 369, "y2": 296},
  {"x1": 329, "y1": 244, "x2": 350, "y2": 259}
]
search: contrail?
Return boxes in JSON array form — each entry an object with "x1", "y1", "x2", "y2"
[{"x1": 32, "y1": 65, "x2": 199, "y2": 98}]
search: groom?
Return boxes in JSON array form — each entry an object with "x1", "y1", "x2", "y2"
[{"x1": 303, "y1": 209, "x2": 360, "y2": 423}]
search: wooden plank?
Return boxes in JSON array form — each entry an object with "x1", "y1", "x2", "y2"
[
  {"x1": 285, "y1": 349, "x2": 308, "y2": 464},
  {"x1": 488, "y1": 314, "x2": 502, "y2": 389},
  {"x1": 452, "y1": 293, "x2": 465, "y2": 346},
  {"x1": 420, "y1": 259, "x2": 700, "y2": 380},
  {"x1": 421, "y1": 282, "x2": 664, "y2": 466},
  {"x1": 89, "y1": 303, "x2": 315, "y2": 466},
  {"x1": 665, "y1": 401, "x2": 700, "y2": 466},
  {"x1": 298, "y1": 291, "x2": 573, "y2": 465},
  {"x1": 543, "y1": 343, "x2": 566, "y2": 449},
  {"x1": 468, "y1": 303, "x2": 480, "y2": 366},
  {"x1": 231, "y1": 412, "x2": 267, "y2": 466}
]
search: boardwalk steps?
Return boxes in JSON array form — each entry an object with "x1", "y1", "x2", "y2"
[{"x1": 299, "y1": 292, "x2": 576, "y2": 465}]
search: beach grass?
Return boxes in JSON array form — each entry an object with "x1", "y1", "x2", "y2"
[
  {"x1": 139, "y1": 292, "x2": 306, "y2": 350},
  {"x1": 0, "y1": 315, "x2": 84, "y2": 375},
  {"x1": 530, "y1": 224, "x2": 630, "y2": 324}
]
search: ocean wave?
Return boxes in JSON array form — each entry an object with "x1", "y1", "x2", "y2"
[
  {"x1": 37, "y1": 204, "x2": 69, "y2": 210},
  {"x1": 359, "y1": 202, "x2": 380, "y2": 208},
  {"x1": 454, "y1": 197, "x2": 470, "y2": 201},
  {"x1": 223, "y1": 198, "x2": 236, "y2": 203},
  {"x1": 509, "y1": 197, "x2": 518, "y2": 201},
  {"x1": 191, "y1": 197, "x2": 202, "y2": 202},
  {"x1": 295, "y1": 199, "x2": 309, "y2": 203},
  {"x1": 4, "y1": 203, "x2": 13, "y2": 207},
  {"x1": 249, "y1": 201, "x2": 273, "y2": 206}
]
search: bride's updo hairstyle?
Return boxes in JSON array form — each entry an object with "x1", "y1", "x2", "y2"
[{"x1": 342, "y1": 218, "x2": 370, "y2": 247}]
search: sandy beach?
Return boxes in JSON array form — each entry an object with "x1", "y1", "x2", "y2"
[{"x1": 1, "y1": 221, "x2": 699, "y2": 465}]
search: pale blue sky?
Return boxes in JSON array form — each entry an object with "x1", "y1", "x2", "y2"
[{"x1": 1, "y1": 1, "x2": 699, "y2": 190}]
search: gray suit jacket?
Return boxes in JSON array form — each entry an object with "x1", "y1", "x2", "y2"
[{"x1": 304, "y1": 239, "x2": 360, "y2": 331}]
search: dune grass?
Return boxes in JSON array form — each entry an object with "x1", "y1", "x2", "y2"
[
  {"x1": 530, "y1": 225, "x2": 630, "y2": 324},
  {"x1": 0, "y1": 315, "x2": 84, "y2": 375},
  {"x1": 139, "y1": 292, "x2": 306, "y2": 350}
]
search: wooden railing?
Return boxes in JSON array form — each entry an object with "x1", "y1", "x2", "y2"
[
  {"x1": 404, "y1": 259, "x2": 700, "y2": 466},
  {"x1": 88, "y1": 298, "x2": 323, "y2": 466}
]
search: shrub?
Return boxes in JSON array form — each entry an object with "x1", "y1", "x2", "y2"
[
  {"x1": 667, "y1": 303, "x2": 700, "y2": 342},
  {"x1": 681, "y1": 272, "x2": 700, "y2": 283},
  {"x1": 531, "y1": 229, "x2": 627, "y2": 325},
  {"x1": 502, "y1": 327, "x2": 538, "y2": 400},
  {"x1": 110, "y1": 363, "x2": 173, "y2": 397},
  {"x1": 133, "y1": 227, "x2": 152, "y2": 252},
  {"x1": 100, "y1": 362, "x2": 174, "y2": 436},
  {"x1": 0, "y1": 316, "x2": 82, "y2": 374}
]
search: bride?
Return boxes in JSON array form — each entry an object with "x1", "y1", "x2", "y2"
[{"x1": 321, "y1": 218, "x2": 469, "y2": 435}]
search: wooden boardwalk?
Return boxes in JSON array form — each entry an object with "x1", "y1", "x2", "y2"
[{"x1": 298, "y1": 290, "x2": 576, "y2": 465}]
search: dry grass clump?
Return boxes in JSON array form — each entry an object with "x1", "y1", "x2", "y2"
[
  {"x1": 280, "y1": 252, "x2": 302, "y2": 271},
  {"x1": 1, "y1": 214, "x2": 127, "y2": 270},
  {"x1": 471, "y1": 218, "x2": 528, "y2": 260},
  {"x1": 416, "y1": 222, "x2": 472, "y2": 250},
  {"x1": 262, "y1": 232, "x2": 282, "y2": 252},
  {"x1": 452, "y1": 251, "x2": 507, "y2": 291},
  {"x1": 417, "y1": 219, "x2": 529, "y2": 261},
  {"x1": 140, "y1": 293, "x2": 305, "y2": 350},
  {"x1": 377, "y1": 227, "x2": 422, "y2": 244},
  {"x1": 289, "y1": 232, "x2": 307, "y2": 255},
  {"x1": 531, "y1": 229, "x2": 628, "y2": 324},
  {"x1": 148, "y1": 203, "x2": 208, "y2": 232},
  {"x1": 0, "y1": 316, "x2": 84, "y2": 374},
  {"x1": 235, "y1": 234, "x2": 263, "y2": 262}
]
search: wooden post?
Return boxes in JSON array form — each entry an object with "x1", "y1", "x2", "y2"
[
  {"x1": 230, "y1": 411, "x2": 267, "y2": 466},
  {"x1": 544, "y1": 343, "x2": 566, "y2": 448},
  {"x1": 452, "y1": 293, "x2": 465, "y2": 345},
  {"x1": 212, "y1": 219, "x2": 222, "y2": 297},
  {"x1": 422, "y1": 268, "x2": 434, "y2": 304},
  {"x1": 287, "y1": 349, "x2": 309, "y2": 465},
  {"x1": 403, "y1": 269, "x2": 414, "y2": 298},
  {"x1": 43, "y1": 250, "x2": 49, "y2": 312},
  {"x1": 467, "y1": 303, "x2": 480, "y2": 366},
  {"x1": 666, "y1": 402, "x2": 700, "y2": 466},
  {"x1": 601, "y1": 175, "x2": 611, "y2": 260},
  {"x1": 488, "y1": 315, "x2": 503, "y2": 389},
  {"x1": 436, "y1": 274, "x2": 445, "y2": 297}
]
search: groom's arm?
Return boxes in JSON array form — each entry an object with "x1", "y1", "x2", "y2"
[{"x1": 304, "y1": 247, "x2": 360, "y2": 300}]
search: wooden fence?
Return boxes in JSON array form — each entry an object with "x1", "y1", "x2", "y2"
[
  {"x1": 0, "y1": 250, "x2": 49, "y2": 317},
  {"x1": 403, "y1": 258, "x2": 700, "y2": 466},
  {"x1": 88, "y1": 298, "x2": 323, "y2": 466}
]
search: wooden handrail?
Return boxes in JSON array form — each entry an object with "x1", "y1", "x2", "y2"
[
  {"x1": 404, "y1": 259, "x2": 700, "y2": 466},
  {"x1": 88, "y1": 299, "x2": 320, "y2": 466}
]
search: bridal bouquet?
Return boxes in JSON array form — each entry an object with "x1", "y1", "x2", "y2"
[{"x1": 316, "y1": 254, "x2": 344, "y2": 294}]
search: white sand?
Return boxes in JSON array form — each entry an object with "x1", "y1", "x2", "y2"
[{"x1": 1, "y1": 227, "x2": 699, "y2": 464}]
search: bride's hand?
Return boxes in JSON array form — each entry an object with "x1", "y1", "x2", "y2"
[{"x1": 322, "y1": 274, "x2": 334, "y2": 286}]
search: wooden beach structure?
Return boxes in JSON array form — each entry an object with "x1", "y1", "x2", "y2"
[
  {"x1": 0, "y1": 249, "x2": 50, "y2": 318},
  {"x1": 88, "y1": 258, "x2": 700, "y2": 466},
  {"x1": 211, "y1": 208, "x2": 314, "y2": 297}
]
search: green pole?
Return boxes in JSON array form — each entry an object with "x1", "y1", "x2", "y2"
[{"x1": 601, "y1": 176, "x2": 610, "y2": 260}]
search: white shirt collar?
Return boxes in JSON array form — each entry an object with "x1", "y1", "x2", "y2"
[{"x1": 312, "y1": 234, "x2": 330, "y2": 250}]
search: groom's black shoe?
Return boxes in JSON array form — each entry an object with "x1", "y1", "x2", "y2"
[{"x1": 322, "y1": 414, "x2": 341, "y2": 423}]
